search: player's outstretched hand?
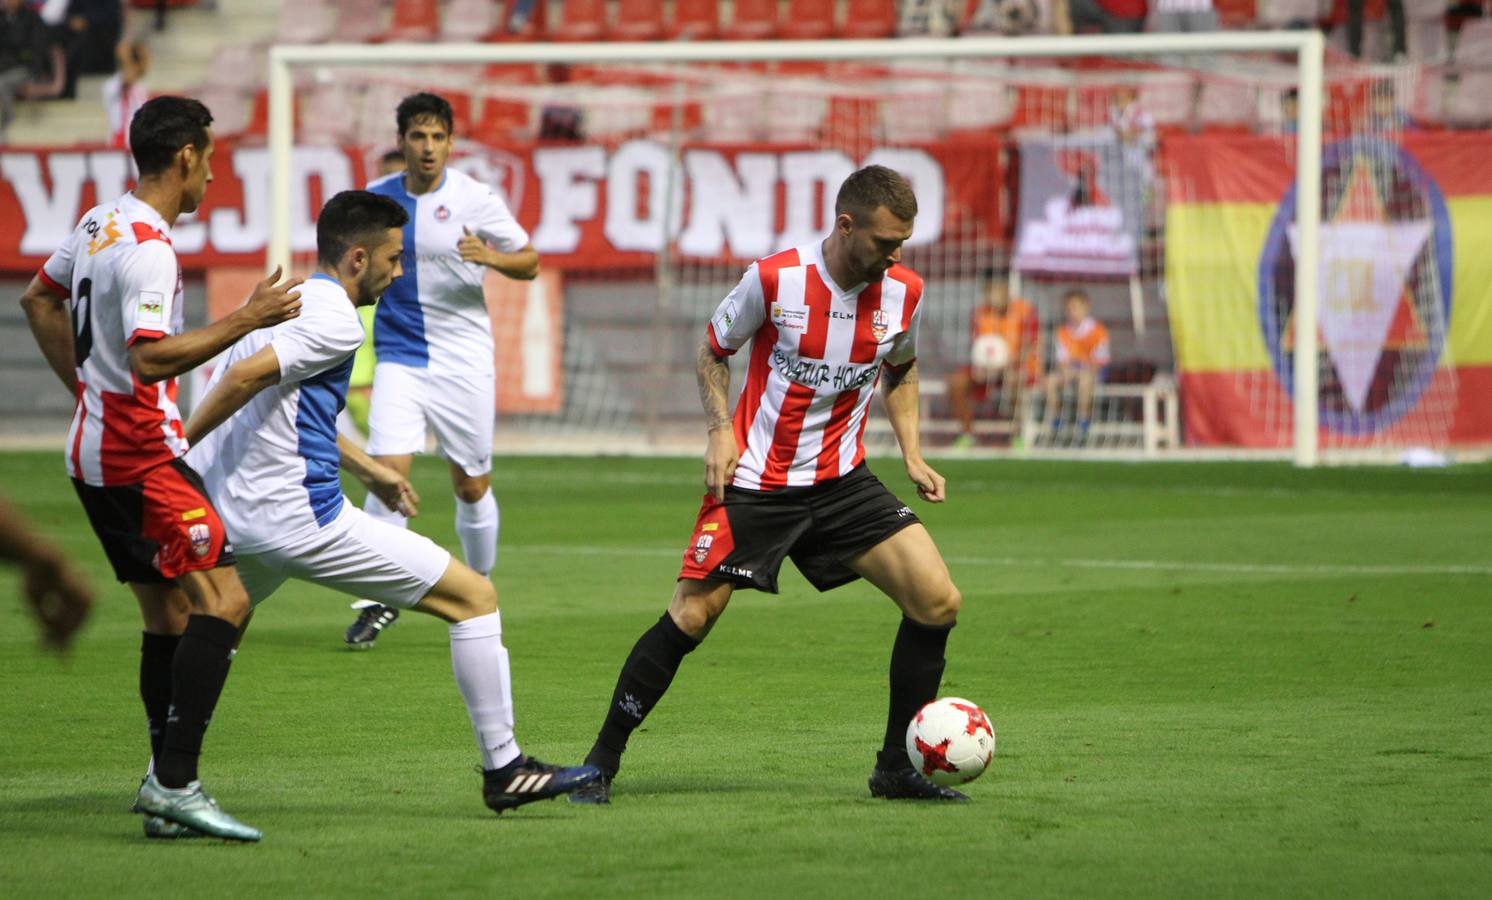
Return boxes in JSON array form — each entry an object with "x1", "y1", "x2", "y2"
[
  {"x1": 905, "y1": 457, "x2": 947, "y2": 504},
  {"x1": 243, "y1": 266, "x2": 304, "y2": 328},
  {"x1": 458, "y1": 226, "x2": 489, "y2": 266},
  {"x1": 24, "y1": 550, "x2": 95, "y2": 653},
  {"x1": 365, "y1": 463, "x2": 420, "y2": 518},
  {"x1": 703, "y1": 427, "x2": 739, "y2": 501}
]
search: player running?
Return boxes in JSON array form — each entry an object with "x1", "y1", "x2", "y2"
[
  {"x1": 185, "y1": 190, "x2": 597, "y2": 815},
  {"x1": 345, "y1": 92, "x2": 539, "y2": 650},
  {"x1": 18, "y1": 96, "x2": 302, "y2": 841},
  {"x1": 570, "y1": 166, "x2": 967, "y2": 805}
]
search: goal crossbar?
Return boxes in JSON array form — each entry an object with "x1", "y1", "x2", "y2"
[{"x1": 266, "y1": 31, "x2": 1326, "y2": 465}]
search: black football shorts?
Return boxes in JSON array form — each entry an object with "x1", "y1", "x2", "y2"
[{"x1": 677, "y1": 463, "x2": 921, "y2": 593}]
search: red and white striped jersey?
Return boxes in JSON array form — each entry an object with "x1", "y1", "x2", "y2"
[
  {"x1": 39, "y1": 192, "x2": 189, "y2": 487},
  {"x1": 706, "y1": 241, "x2": 923, "y2": 491}
]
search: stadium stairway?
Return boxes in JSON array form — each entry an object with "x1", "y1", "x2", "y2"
[{"x1": 5, "y1": 0, "x2": 282, "y2": 147}]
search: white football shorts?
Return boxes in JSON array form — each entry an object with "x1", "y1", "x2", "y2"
[
  {"x1": 235, "y1": 504, "x2": 452, "y2": 610},
  {"x1": 365, "y1": 362, "x2": 495, "y2": 477}
]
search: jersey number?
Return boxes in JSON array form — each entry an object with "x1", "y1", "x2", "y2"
[{"x1": 71, "y1": 277, "x2": 93, "y2": 366}]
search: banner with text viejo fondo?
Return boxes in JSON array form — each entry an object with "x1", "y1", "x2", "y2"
[
  {"x1": 0, "y1": 139, "x2": 1002, "y2": 274},
  {"x1": 1164, "y1": 132, "x2": 1492, "y2": 448}
]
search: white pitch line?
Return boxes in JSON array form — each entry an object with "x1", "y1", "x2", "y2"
[{"x1": 508, "y1": 545, "x2": 1492, "y2": 578}]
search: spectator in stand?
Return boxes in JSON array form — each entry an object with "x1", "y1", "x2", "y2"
[
  {"x1": 1109, "y1": 85, "x2": 1154, "y2": 145},
  {"x1": 102, "y1": 38, "x2": 146, "y2": 148},
  {"x1": 897, "y1": 0, "x2": 964, "y2": 36},
  {"x1": 62, "y1": 0, "x2": 125, "y2": 99},
  {"x1": 1069, "y1": 0, "x2": 1147, "y2": 33},
  {"x1": 946, "y1": 272, "x2": 1040, "y2": 450},
  {"x1": 1280, "y1": 87, "x2": 1298, "y2": 133},
  {"x1": 1366, "y1": 86, "x2": 1417, "y2": 132},
  {"x1": 1, "y1": 0, "x2": 55, "y2": 137},
  {"x1": 1349, "y1": 0, "x2": 1407, "y2": 63},
  {"x1": 1148, "y1": 0, "x2": 1217, "y2": 32},
  {"x1": 964, "y1": 0, "x2": 1074, "y2": 35},
  {"x1": 1043, "y1": 289, "x2": 1111, "y2": 444}
]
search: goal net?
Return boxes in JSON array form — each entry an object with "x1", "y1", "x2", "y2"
[{"x1": 257, "y1": 33, "x2": 1475, "y2": 466}]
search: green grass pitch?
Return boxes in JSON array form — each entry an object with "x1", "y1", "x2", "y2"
[{"x1": 2, "y1": 451, "x2": 1490, "y2": 898}]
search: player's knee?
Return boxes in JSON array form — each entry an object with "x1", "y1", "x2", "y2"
[
  {"x1": 454, "y1": 480, "x2": 489, "y2": 504},
  {"x1": 209, "y1": 581, "x2": 252, "y2": 626},
  {"x1": 669, "y1": 583, "x2": 728, "y2": 639},
  {"x1": 916, "y1": 581, "x2": 961, "y2": 627}
]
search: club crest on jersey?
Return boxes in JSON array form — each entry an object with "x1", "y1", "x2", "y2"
[
  {"x1": 434, "y1": 205, "x2": 451, "y2": 222},
  {"x1": 871, "y1": 309, "x2": 890, "y2": 342},
  {"x1": 188, "y1": 523, "x2": 212, "y2": 558},
  {"x1": 692, "y1": 534, "x2": 713, "y2": 564},
  {"x1": 136, "y1": 292, "x2": 167, "y2": 327}
]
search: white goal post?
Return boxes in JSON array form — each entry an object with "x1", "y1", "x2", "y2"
[{"x1": 266, "y1": 31, "x2": 1326, "y2": 466}]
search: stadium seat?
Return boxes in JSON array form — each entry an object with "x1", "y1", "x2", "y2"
[
  {"x1": 841, "y1": 0, "x2": 897, "y2": 38},
  {"x1": 670, "y1": 0, "x2": 719, "y2": 39},
  {"x1": 472, "y1": 96, "x2": 532, "y2": 145},
  {"x1": 336, "y1": 0, "x2": 388, "y2": 44},
  {"x1": 387, "y1": 0, "x2": 439, "y2": 41},
  {"x1": 551, "y1": 0, "x2": 608, "y2": 41},
  {"x1": 700, "y1": 83, "x2": 765, "y2": 142},
  {"x1": 203, "y1": 43, "x2": 264, "y2": 91},
  {"x1": 441, "y1": 0, "x2": 500, "y2": 41},
  {"x1": 781, "y1": 0, "x2": 837, "y2": 39},
  {"x1": 1402, "y1": 0, "x2": 1447, "y2": 20},
  {"x1": 724, "y1": 0, "x2": 780, "y2": 39},
  {"x1": 1211, "y1": 0, "x2": 1258, "y2": 26},
  {"x1": 611, "y1": 0, "x2": 665, "y2": 40}
]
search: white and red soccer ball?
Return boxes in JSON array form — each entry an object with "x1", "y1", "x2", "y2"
[{"x1": 906, "y1": 697, "x2": 996, "y2": 786}]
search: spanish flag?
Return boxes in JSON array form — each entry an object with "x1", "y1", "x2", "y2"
[{"x1": 1163, "y1": 132, "x2": 1492, "y2": 448}]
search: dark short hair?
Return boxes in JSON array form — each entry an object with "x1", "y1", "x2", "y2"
[
  {"x1": 316, "y1": 191, "x2": 409, "y2": 267},
  {"x1": 380, "y1": 149, "x2": 405, "y2": 166},
  {"x1": 835, "y1": 165, "x2": 918, "y2": 224},
  {"x1": 131, "y1": 96, "x2": 213, "y2": 176},
  {"x1": 396, "y1": 92, "x2": 454, "y2": 137}
]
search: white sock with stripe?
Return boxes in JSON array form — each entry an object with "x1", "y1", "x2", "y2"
[
  {"x1": 454, "y1": 489, "x2": 499, "y2": 577},
  {"x1": 448, "y1": 611, "x2": 521, "y2": 771},
  {"x1": 363, "y1": 489, "x2": 410, "y2": 529}
]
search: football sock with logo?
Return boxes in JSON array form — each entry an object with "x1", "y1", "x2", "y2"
[
  {"x1": 877, "y1": 616, "x2": 954, "y2": 772},
  {"x1": 449, "y1": 611, "x2": 521, "y2": 771},
  {"x1": 140, "y1": 632, "x2": 180, "y2": 762},
  {"x1": 586, "y1": 612, "x2": 700, "y2": 776},
  {"x1": 454, "y1": 489, "x2": 499, "y2": 577},
  {"x1": 363, "y1": 490, "x2": 409, "y2": 529},
  {"x1": 155, "y1": 614, "x2": 239, "y2": 789}
]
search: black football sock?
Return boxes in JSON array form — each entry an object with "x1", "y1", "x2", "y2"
[
  {"x1": 586, "y1": 612, "x2": 700, "y2": 776},
  {"x1": 877, "y1": 616, "x2": 954, "y2": 772},
  {"x1": 140, "y1": 632, "x2": 181, "y2": 763},
  {"x1": 154, "y1": 614, "x2": 239, "y2": 789}
]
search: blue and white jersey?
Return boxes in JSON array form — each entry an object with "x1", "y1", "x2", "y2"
[
  {"x1": 188, "y1": 275, "x2": 365, "y2": 554},
  {"x1": 366, "y1": 167, "x2": 530, "y2": 375}
]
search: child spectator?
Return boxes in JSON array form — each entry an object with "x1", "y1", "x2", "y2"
[
  {"x1": 1044, "y1": 289, "x2": 1111, "y2": 443},
  {"x1": 946, "y1": 272, "x2": 1041, "y2": 449}
]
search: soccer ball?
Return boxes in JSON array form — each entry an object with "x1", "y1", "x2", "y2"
[
  {"x1": 906, "y1": 697, "x2": 996, "y2": 786},
  {"x1": 971, "y1": 334, "x2": 1011, "y2": 374}
]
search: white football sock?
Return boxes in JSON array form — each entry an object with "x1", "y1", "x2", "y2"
[
  {"x1": 363, "y1": 489, "x2": 409, "y2": 529},
  {"x1": 454, "y1": 489, "x2": 499, "y2": 576},
  {"x1": 448, "y1": 611, "x2": 520, "y2": 771}
]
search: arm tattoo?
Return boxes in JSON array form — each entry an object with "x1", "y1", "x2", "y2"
[
  {"x1": 697, "y1": 339, "x2": 733, "y2": 432},
  {"x1": 883, "y1": 361, "x2": 919, "y2": 394}
]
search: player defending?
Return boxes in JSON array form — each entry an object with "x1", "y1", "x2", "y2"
[
  {"x1": 571, "y1": 166, "x2": 967, "y2": 804},
  {"x1": 18, "y1": 96, "x2": 302, "y2": 841},
  {"x1": 185, "y1": 191, "x2": 597, "y2": 815},
  {"x1": 345, "y1": 92, "x2": 539, "y2": 649}
]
